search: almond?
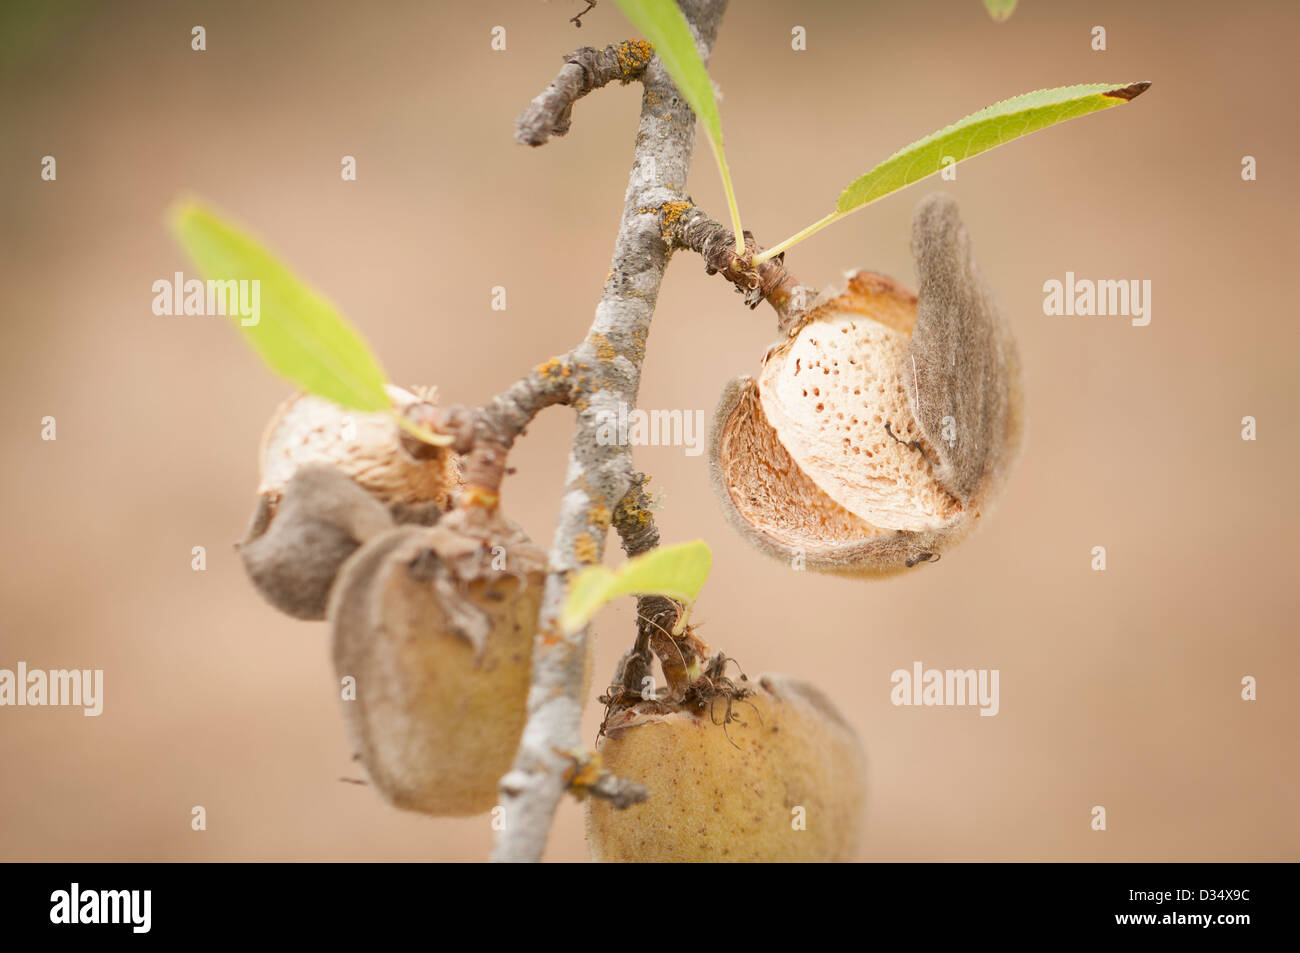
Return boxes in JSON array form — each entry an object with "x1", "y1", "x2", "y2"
[{"x1": 709, "y1": 194, "x2": 1024, "y2": 573}]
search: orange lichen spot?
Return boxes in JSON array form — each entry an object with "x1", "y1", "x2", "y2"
[
  {"x1": 625, "y1": 506, "x2": 651, "y2": 530},
  {"x1": 573, "y1": 531, "x2": 599, "y2": 565},
  {"x1": 615, "y1": 39, "x2": 653, "y2": 81},
  {"x1": 612, "y1": 492, "x2": 652, "y2": 531},
  {"x1": 460, "y1": 485, "x2": 500, "y2": 509},
  {"x1": 560, "y1": 748, "x2": 605, "y2": 792},
  {"x1": 661, "y1": 200, "x2": 691, "y2": 230},
  {"x1": 655, "y1": 200, "x2": 694, "y2": 244},
  {"x1": 589, "y1": 504, "x2": 612, "y2": 530},
  {"x1": 591, "y1": 333, "x2": 617, "y2": 363},
  {"x1": 536, "y1": 358, "x2": 574, "y2": 391}
]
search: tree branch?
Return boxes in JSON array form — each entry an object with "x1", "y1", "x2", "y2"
[
  {"x1": 515, "y1": 40, "x2": 656, "y2": 146},
  {"x1": 491, "y1": 0, "x2": 730, "y2": 864},
  {"x1": 428, "y1": 357, "x2": 578, "y2": 500},
  {"x1": 659, "y1": 203, "x2": 815, "y2": 335},
  {"x1": 585, "y1": 770, "x2": 649, "y2": 809}
]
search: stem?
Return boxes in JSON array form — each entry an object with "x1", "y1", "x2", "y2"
[
  {"x1": 752, "y1": 208, "x2": 842, "y2": 265},
  {"x1": 663, "y1": 204, "x2": 815, "y2": 333},
  {"x1": 711, "y1": 140, "x2": 746, "y2": 260},
  {"x1": 428, "y1": 359, "x2": 576, "y2": 498},
  {"x1": 515, "y1": 41, "x2": 655, "y2": 147},
  {"x1": 491, "y1": 0, "x2": 730, "y2": 864}
]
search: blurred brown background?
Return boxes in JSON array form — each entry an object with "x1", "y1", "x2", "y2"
[{"x1": 1, "y1": 0, "x2": 1296, "y2": 862}]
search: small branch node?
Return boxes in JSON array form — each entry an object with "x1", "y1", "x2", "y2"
[{"x1": 659, "y1": 204, "x2": 815, "y2": 331}]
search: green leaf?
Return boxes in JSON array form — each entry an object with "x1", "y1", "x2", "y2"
[
  {"x1": 612, "y1": 0, "x2": 744, "y2": 250},
  {"x1": 561, "y1": 540, "x2": 712, "y2": 634},
  {"x1": 983, "y1": 0, "x2": 1018, "y2": 21},
  {"x1": 836, "y1": 82, "x2": 1150, "y2": 213},
  {"x1": 171, "y1": 201, "x2": 393, "y2": 413},
  {"x1": 753, "y1": 81, "x2": 1149, "y2": 264}
]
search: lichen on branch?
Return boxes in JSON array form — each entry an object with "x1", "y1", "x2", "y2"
[{"x1": 515, "y1": 40, "x2": 656, "y2": 147}]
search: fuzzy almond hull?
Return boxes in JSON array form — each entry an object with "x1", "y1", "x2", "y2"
[
  {"x1": 330, "y1": 514, "x2": 546, "y2": 817},
  {"x1": 587, "y1": 674, "x2": 866, "y2": 862}
]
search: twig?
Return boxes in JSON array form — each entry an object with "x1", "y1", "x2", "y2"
[
  {"x1": 585, "y1": 772, "x2": 648, "y2": 808},
  {"x1": 515, "y1": 40, "x2": 656, "y2": 146},
  {"x1": 554, "y1": 745, "x2": 648, "y2": 808},
  {"x1": 612, "y1": 477, "x2": 671, "y2": 694},
  {"x1": 491, "y1": 0, "x2": 730, "y2": 864},
  {"x1": 612, "y1": 484, "x2": 702, "y2": 695},
  {"x1": 428, "y1": 357, "x2": 578, "y2": 498},
  {"x1": 660, "y1": 204, "x2": 815, "y2": 335},
  {"x1": 612, "y1": 474, "x2": 660, "y2": 558},
  {"x1": 570, "y1": 1, "x2": 598, "y2": 29}
]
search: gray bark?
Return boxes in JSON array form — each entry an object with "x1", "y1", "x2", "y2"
[{"x1": 491, "y1": 0, "x2": 730, "y2": 864}]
